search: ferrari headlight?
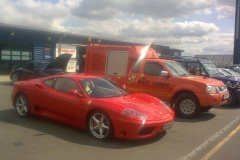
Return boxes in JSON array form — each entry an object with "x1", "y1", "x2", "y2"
[
  {"x1": 122, "y1": 108, "x2": 148, "y2": 120},
  {"x1": 206, "y1": 85, "x2": 218, "y2": 94}
]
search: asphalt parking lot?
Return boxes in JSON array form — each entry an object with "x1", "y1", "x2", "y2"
[{"x1": 0, "y1": 75, "x2": 240, "y2": 160}]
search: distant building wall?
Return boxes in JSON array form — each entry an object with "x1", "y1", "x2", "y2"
[{"x1": 151, "y1": 45, "x2": 184, "y2": 57}]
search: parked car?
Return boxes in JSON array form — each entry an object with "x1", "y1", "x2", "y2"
[
  {"x1": 9, "y1": 54, "x2": 72, "y2": 84},
  {"x1": 159, "y1": 56, "x2": 240, "y2": 107},
  {"x1": 218, "y1": 68, "x2": 240, "y2": 80},
  {"x1": 11, "y1": 74, "x2": 175, "y2": 141},
  {"x1": 225, "y1": 65, "x2": 240, "y2": 73}
]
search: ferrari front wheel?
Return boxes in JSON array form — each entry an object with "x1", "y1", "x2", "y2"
[
  {"x1": 88, "y1": 110, "x2": 113, "y2": 141},
  {"x1": 15, "y1": 93, "x2": 30, "y2": 118}
]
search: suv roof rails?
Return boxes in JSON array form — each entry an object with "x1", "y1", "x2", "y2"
[
  {"x1": 193, "y1": 56, "x2": 210, "y2": 60},
  {"x1": 159, "y1": 55, "x2": 196, "y2": 60}
]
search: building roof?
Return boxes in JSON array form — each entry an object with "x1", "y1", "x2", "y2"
[{"x1": 0, "y1": 23, "x2": 143, "y2": 45}]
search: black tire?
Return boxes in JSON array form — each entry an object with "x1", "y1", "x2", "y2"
[
  {"x1": 15, "y1": 93, "x2": 30, "y2": 118},
  {"x1": 222, "y1": 89, "x2": 236, "y2": 107},
  {"x1": 174, "y1": 93, "x2": 200, "y2": 119},
  {"x1": 11, "y1": 73, "x2": 19, "y2": 84},
  {"x1": 87, "y1": 110, "x2": 113, "y2": 141},
  {"x1": 201, "y1": 106, "x2": 212, "y2": 112}
]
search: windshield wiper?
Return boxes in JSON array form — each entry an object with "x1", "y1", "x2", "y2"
[{"x1": 211, "y1": 72, "x2": 222, "y2": 76}]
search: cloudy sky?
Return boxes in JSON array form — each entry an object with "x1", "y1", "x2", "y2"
[{"x1": 0, "y1": 0, "x2": 237, "y2": 56}]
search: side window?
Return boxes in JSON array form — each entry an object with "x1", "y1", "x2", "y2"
[
  {"x1": 131, "y1": 59, "x2": 142, "y2": 73},
  {"x1": 43, "y1": 78, "x2": 55, "y2": 88},
  {"x1": 187, "y1": 63, "x2": 207, "y2": 76},
  {"x1": 144, "y1": 62, "x2": 163, "y2": 76},
  {"x1": 54, "y1": 78, "x2": 82, "y2": 94},
  {"x1": 187, "y1": 63, "x2": 200, "y2": 75},
  {"x1": 178, "y1": 62, "x2": 187, "y2": 69}
]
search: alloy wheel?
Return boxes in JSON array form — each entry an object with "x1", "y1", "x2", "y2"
[
  {"x1": 16, "y1": 95, "x2": 29, "y2": 116},
  {"x1": 179, "y1": 99, "x2": 196, "y2": 115},
  {"x1": 89, "y1": 113, "x2": 110, "y2": 139}
]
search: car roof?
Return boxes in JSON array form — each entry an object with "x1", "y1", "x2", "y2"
[
  {"x1": 159, "y1": 55, "x2": 212, "y2": 63},
  {"x1": 42, "y1": 73, "x2": 103, "y2": 81}
]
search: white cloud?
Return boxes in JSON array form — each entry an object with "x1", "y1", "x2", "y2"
[
  {"x1": 216, "y1": 6, "x2": 235, "y2": 19},
  {"x1": 0, "y1": 0, "x2": 236, "y2": 56},
  {"x1": 70, "y1": 0, "x2": 218, "y2": 20}
]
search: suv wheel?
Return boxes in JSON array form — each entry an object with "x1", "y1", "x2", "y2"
[
  {"x1": 222, "y1": 89, "x2": 236, "y2": 107},
  {"x1": 175, "y1": 93, "x2": 200, "y2": 119}
]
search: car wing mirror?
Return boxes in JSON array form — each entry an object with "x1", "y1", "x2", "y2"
[
  {"x1": 161, "y1": 71, "x2": 169, "y2": 78},
  {"x1": 69, "y1": 89, "x2": 84, "y2": 98}
]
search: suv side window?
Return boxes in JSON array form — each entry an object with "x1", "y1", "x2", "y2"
[
  {"x1": 178, "y1": 62, "x2": 187, "y2": 68},
  {"x1": 54, "y1": 78, "x2": 82, "y2": 94},
  {"x1": 131, "y1": 59, "x2": 142, "y2": 73},
  {"x1": 144, "y1": 62, "x2": 163, "y2": 76},
  {"x1": 187, "y1": 63, "x2": 207, "y2": 76}
]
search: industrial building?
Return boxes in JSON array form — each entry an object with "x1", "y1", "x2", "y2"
[{"x1": 0, "y1": 23, "x2": 184, "y2": 74}]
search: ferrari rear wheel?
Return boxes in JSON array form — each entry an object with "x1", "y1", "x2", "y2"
[
  {"x1": 15, "y1": 93, "x2": 30, "y2": 118},
  {"x1": 88, "y1": 110, "x2": 113, "y2": 141}
]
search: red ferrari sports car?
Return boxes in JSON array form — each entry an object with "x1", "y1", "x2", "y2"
[{"x1": 11, "y1": 74, "x2": 175, "y2": 141}]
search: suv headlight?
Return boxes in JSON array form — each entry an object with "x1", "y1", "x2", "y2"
[{"x1": 206, "y1": 85, "x2": 218, "y2": 94}]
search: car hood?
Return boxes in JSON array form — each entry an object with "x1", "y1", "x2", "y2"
[
  {"x1": 182, "y1": 75, "x2": 224, "y2": 86},
  {"x1": 95, "y1": 93, "x2": 174, "y2": 121},
  {"x1": 211, "y1": 75, "x2": 240, "y2": 82},
  {"x1": 44, "y1": 54, "x2": 72, "y2": 71}
]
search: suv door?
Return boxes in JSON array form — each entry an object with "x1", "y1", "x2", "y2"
[{"x1": 128, "y1": 60, "x2": 174, "y2": 101}]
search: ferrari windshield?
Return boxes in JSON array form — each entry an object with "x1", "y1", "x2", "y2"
[
  {"x1": 163, "y1": 61, "x2": 190, "y2": 76},
  {"x1": 79, "y1": 78, "x2": 129, "y2": 98},
  {"x1": 202, "y1": 63, "x2": 221, "y2": 76}
]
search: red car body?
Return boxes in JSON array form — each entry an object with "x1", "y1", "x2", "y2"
[{"x1": 11, "y1": 74, "x2": 175, "y2": 140}]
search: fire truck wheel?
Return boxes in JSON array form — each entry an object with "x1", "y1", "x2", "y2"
[{"x1": 175, "y1": 93, "x2": 200, "y2": 119}]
